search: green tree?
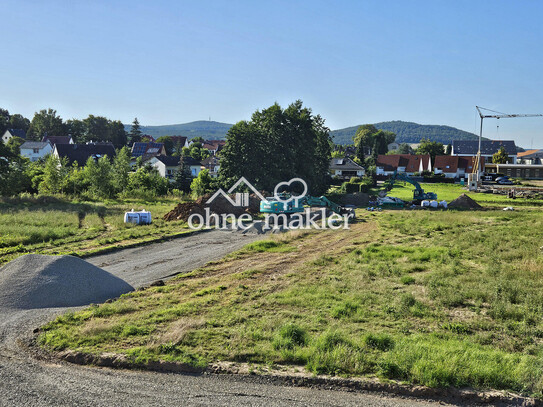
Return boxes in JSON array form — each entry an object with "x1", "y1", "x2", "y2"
[
  {"x1": 354, "y1": 125, "x2": 395, "y2": 161},
  {"x1": 83, "y1": 115, "x2": 109, "y2": 142},
  {"x1": 39, "y1": 154, "x2": 64, "y2": 194},
  {"x1": 492, "y1": 146, "x2": 509, "y2": 164},
  {"x1": 445, "y1": 144, "x2": 452, "y2": 155},
  {"x1": 112, "y1": 147, "x2": 131, "y2": 193},
  {"x1": 218, "y1": 100, "x2": 332, "y2": 194},
  {"x1": 156, "y1": 136, "x2": 174, "y2": 155},
  {"x1": 108, "y1": 120, "x2": 128, "y2": 148},
  {"x1": 28, "y1": 108, "x2": 66, "y2": 140},
  {"x1": 0, "y1": 109, "x2": 9, "y2": 135},
  {"x1": 0, "y1": 139, "x2": 30, "y2": 196},
  {"x1": 66, "y1": 119, "x2": 86, "y2": 143},
  {"x1": 174, "y1": 156, "x2": 193, "y2": 192},
  {"x1": 83, "y1": 156, "x2": 114, "y2": 197},
  {"x1": 129, "y1": 117, "x2": 142, "y2": 144},
  {"x1": 8, "y1": 114, "x2": 30, "y2": 133},
  {"x1": 190, "y1": 169, "x2": 213, "y2": 197},
  {"x1": 6, "y1": 137, "x2": 25, "y2": 155},
  {"x1": 416, "y1": 138, "x2": 444, "y2": 160}
]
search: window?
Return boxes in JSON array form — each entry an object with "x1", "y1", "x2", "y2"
[
  {"x1": 517, "y1": 169, "x2": 521, "y2": 177},
  {"x1": 33, "y1": 148, "x2": 40, "y2": 154}
]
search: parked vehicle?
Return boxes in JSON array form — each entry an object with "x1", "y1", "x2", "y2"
[{"x1": 496, "y1": 177, "x2": 514, "y2": 185}]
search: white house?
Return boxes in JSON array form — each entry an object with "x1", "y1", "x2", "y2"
[
  {"x1": 376, "y1": 154, "x2": 432, "y2": 176},
  {"x1": 433, "y1": 155, "x2": 477, "y2": 179},
  {"x1": 202, "y1": 155, "x2": 220, "y2": 178},
  {"x1": 148, "y1": 155, "x2": 203, "y2": 181},
  {"x1": 2, "y1": 129, "x2": 26, "y2": 144},
  {"x1": 329, "y1": 157, "x2": 365, "y2": 179},
  {"x1": 20, "y1": 141, "x2": 53, "y2": 162}
]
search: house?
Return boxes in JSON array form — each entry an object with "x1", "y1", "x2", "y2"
[
  {"x1": 42, "y1": 135, "x2": 73, "y2": 145},
  {"x1": 20, "y1": 141, "x2": 53, "y2": 162},
  {"x1": 148, "y1": 155, "x2": 203, "y2": 180},
  {"x1": 202, "y1": 155, "x2": 220, "y2": 177},
  {"x1": 517, "y1": 149, "x2": 543, "y2": 165},
  {"x1": 2, "y1": 129, "x2": 26, "y2": 144},
  {"x1": 169, "y1": 136, "x2": 189, "y2": 149},
  {"x1": 203, "y1": 140, "x2": 226, "y2": 155},
  {"x1": 387, "y1": 142, "x2": 400, "y2": 152},
  {"x1": 376, "y1": 154, "x2": 432, "y2": 176},
  {"x1": 53, "y1": 143, "x2": 116, "y2": 166},
  {"x1": 451, "y1": 140, "x2": 517, "y2": 164},
  {"x1": 131, "y1": 142, "x2": 167, "y2": 160},
  {"x1": 147, "y1": 155, "x2": 182, "y2": 181},
  {"x1": 434, "y1": 155, "x2": 480, "y2": 179},
  {"x1": 329, "y1": 157, "x2": 365, "y2": 179},
  {"x1": 485, "y1": 163, "x2": 543, "y2": 180}
]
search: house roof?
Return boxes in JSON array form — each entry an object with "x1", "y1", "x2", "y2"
[
  {"x1": 4, "y1": 129, "x2": 27, "y2": 139},
  {"x1": 452, "y1": 140, "x2": 517, "y2": 155},
  {"x1": 153, "y1": 155, "x2": 180, "y2": 167},
  {"x1": 20, "y1": 141, "x2": 51, "y2": 150},
  {"x1": 202, "y1": 155, "x2": 220, "y2": 166},
  {"x1": 183, "y1": 156, "x2": 202, "y2": 166},
  {"x1": 377, "y1": 154, "x2": 431, "y2": 172},
  {"x1": 329, "y1": 157, "x2": 364, "y2": 171},
  {"x1": 434, "y1": 155, "x2": 477, "y2": 173},
  {"x1": 131, "y1": 142, "x2": 165, "y2": 157},
  {"x1": 169, "y1": 136, "x2": 188, "y2": 146},
  {"x1": 42, "y1": 135, "x2": 72, "y2": 145},
  {"x1": 55, "y1": 143, "x2": 116, "y2": 165},
  {"x1": 517, "y1": 149, "x2": 543, "y2": 158}
]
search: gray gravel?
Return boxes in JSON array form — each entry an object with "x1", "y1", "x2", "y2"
[
  {"x1": 0, "y1": 254, "x2": 133, "y2": 310},
  {"x1": 0, "y1": 229, "x2": 456, "y2": 406}
]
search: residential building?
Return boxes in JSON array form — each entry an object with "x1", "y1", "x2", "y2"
[
  {"x1": 148, "y1": 155, "x2": 203, "y2": 180},
  {"x1": 202, "y1": 140, "x2": 226, "y2": 155},
  {"x1": 20, "y1": 141, "x2": 53, "y2": 162},
  {"x1": 53, "y1": 143, "x2": 116, "y2": 166},
  {"x1": 42, "y1": 135, "x2": 73, "y2": 145},
  {"x1": 131, "y1": 142, "x2": 167, "y2": 160},
  {"x1": 169, "y1": 136, "x2": 189, "y2": 149},
  {"x1": 329, "y1": 157, "x2": 365, "y2": 179},
  {"x1": 2, "y1": 129, "x2": 26, "y2": 144},
  {"x1": 202, "y1": 155, "x2": 220, "y2": 177},
  {"x1": 485, "y1": 163, "x2": 543, "y2": 180},
  {"x1": 451, "y1": 140, "x2": 517, "y2": 164},
  {"x1": 376, "y1": 154, "x2": 432, "y2": 176},
  {"x1": 517, "y1": 149, "x2": 543, "y2": 165},
  {"x1": 433, "y1": 155, "x2": 479, "y2": 179},
  {"x1": 387, "y1": 142, "x2": 400, "y2": 152}
]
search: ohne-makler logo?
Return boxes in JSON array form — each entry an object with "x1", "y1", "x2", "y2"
[{"x1": 187, "y1": 177, "x2": 353, "y2": 231}]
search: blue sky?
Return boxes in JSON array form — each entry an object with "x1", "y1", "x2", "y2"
[{"x1": 1, "y1": 0, "x2": 543, "y2": 146}]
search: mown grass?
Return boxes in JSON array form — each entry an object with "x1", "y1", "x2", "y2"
[
  {"x1": 0, "y1": 195, "x2": 191, "y2": 264},
  {"x1": 379, "y1": 182, "x2": 543, "y2": 207},
  {"x1": 39, "y1": 209, "x2": 543, "y2": 397}
]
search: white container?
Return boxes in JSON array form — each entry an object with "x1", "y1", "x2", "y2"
[
  {"x1": 429, "y1": 200, "x2": 438, "y2": 208},
  {"x1": 124, "y1": 209, "x2": 152, "y2": 225},
  {"x1": 421, "y1": 200, "x2": 430, "y2": 207},
  {"x1": 439, "y1": 200, "x2": 448, "y2": 208}
]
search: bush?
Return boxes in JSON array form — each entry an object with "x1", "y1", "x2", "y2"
[
  {"x1": 272, "y1": 323, "x2": 308, "y2": 350},
  {"x1": 363, "y1": 333, "x2": 394, "y2": 351}
]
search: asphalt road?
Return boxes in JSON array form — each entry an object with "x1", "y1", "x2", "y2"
[{"x1": 0, "y1": 230, "x2": 458, "y2": 406}]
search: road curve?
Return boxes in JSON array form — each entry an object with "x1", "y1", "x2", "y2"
[{"x1": 0, "y1": 230, "x2": 452, "y2": 406}]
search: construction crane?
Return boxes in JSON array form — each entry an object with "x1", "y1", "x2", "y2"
[{"x1": 472, "y1": 106, "x2": 543, "y2": 181}]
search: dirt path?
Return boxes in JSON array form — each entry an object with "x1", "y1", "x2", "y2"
[{"x1": 0, "y1": 228, "x2": 454, "y2": 406}]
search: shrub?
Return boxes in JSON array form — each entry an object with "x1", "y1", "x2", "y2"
[{"x1": 272, "y1": 323, "x2": 308, "y2": 350}]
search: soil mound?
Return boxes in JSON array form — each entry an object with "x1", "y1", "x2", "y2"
[
  {"x1": 0, "y1": 254, "x2": 134, "y2": 309},
  {"x1": 448, "y1": 194, "x2": 482, "y2": 209},
  {"x1": 164, "y1": 193, "x2": 262, "y2": 222}
]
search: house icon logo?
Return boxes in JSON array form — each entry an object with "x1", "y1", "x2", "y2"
[{"x1": 206, "y1": 176, "x2": 267, "y2": 207}]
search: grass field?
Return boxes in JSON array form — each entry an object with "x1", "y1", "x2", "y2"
[
  {"x1": 39, "y1": 208, "x2": 543, "y2": 398},
  {"x1": 380, "y1": 182, "x2": 543, "y2": 207},
  {"x1": 0, "y1": 195, "x2": 189, "y2": 264}
]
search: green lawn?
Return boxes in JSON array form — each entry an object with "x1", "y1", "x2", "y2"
[
  {"x1": 379, "y1": 182, "x2": 543, "y2": 207},
  {"x1": 39, "y1": 209, "x2": 543, "y2": 398},
  {"x1": 0, "y1": 196, "x2": 190, "y2": 264}
]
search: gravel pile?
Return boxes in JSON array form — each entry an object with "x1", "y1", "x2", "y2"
[{"x1": 0, "y1": 254, "x2": 133, "y2": 309}]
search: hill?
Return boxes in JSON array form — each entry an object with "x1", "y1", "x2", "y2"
[
  {"x1": 126, "y1": 119, "x2": 481, "y2": 145},
  {"x1": 124, "y1": 120, "x2": 233, "y2": 139},
  {"x1": 330, "y1": 120, "x2": 481, "y2": 145}
]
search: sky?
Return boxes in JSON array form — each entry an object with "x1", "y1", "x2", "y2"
[{"x1": 1, "y1": 0, "x2": 543, "y2": 147}]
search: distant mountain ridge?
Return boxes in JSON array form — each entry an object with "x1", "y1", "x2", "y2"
[
  {"x1": 123, "y1": 120, "x2": 232, "y2": 139},
  {"x1": 126, "y1": 119, "x2": 481, "y2": 145},
  {"x1": 330, "y1": 121, "x2": 481, "y2": 145}
]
